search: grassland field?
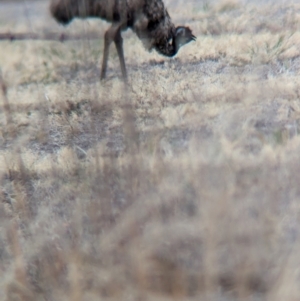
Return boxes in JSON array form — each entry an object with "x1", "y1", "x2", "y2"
[{"x1": 0, "y1": 0, "x2": 300, "y2": 300}]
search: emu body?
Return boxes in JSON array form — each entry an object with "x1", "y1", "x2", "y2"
[{"x1": 50, "y1": 0, "x2": 196, "y2": 80}]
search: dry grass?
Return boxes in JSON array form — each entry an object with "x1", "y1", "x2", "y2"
[{"x1": 1, "y1": 0, "x2": 300, "y2": 300}]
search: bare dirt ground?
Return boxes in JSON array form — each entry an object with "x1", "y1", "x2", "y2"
[{"x1": 1, "y1": 0, "x2": 300, "y2": 300}]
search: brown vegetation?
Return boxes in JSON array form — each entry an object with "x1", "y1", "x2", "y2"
[{"x1": 0, "y1": 0, "x2": 300, "y2": 300}]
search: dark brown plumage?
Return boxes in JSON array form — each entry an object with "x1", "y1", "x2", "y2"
[{"x1": 50, "y1": 0, "x2": 196, "y2": 80}]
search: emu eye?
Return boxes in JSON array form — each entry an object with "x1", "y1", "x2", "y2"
[{"x1": 176, "y1": 27, "x2": 185, "y2": 35}]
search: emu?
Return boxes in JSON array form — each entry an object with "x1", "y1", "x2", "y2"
[{"x1": 50, "y1": 0, "x2": 196, "y2": 81}]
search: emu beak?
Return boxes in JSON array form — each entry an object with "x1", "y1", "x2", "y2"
[{"x1": 191, "y1": 34, "x2": 196, "y2": 41}]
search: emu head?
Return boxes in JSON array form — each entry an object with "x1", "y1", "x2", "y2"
[
  {"x1": 174, "y1": 26, "x2": 196, "y2": 50},
  {"x1": 154, "y1": 26, "x2": 196, "y2": 57}
]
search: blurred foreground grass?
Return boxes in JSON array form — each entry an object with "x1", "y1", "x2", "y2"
[{"x1": 0, "y1": 0, "x2": 300, "y2": 300}]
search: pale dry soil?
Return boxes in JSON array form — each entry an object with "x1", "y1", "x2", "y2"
[{"x1": 0, "y1": 1, "x2": 300, "y2": 301}]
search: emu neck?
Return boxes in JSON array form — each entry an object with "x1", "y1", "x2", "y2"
[{"x1": 155, "y1": 36, "x2": 178, "y2": 57}]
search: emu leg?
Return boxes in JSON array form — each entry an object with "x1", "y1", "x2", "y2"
[
  {"x1": 100, "y1": 24, "x2": 127, "y2": 81},
  {"x1": 100, "y1": 27, "x2": 113, "y2": 80},
  {"x1": 114, "y1": 29, "x2": 127, "y2": 81}
]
